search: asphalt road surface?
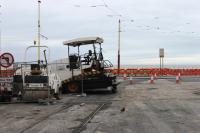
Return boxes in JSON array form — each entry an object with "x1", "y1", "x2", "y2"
[{"x1": 1, "y1": 78, "x2": 200, "y2": 133}]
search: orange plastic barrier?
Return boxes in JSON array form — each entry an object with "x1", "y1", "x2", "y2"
[{"x1": 106, "y1": 68, "x2": 200, "y2": 76}]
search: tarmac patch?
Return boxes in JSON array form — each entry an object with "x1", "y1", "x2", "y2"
[
  {"x1": 193, "y1": 91, "x2": 200, "y2": 95},
  {"x1": 148, "y1": 88, "x2": 158, "y2": 90}
]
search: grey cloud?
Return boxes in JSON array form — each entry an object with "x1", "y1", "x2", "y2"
[{"x1": 1, "y1": 0, "x2": 200, "y2": 65}]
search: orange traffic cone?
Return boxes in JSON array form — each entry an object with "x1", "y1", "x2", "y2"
[
  {"x1": 150, "y1": 76, "x2": 155, "y2": 84},
  {"x1": 123, "y1": 73, "x2": 127, "y2": 80},
  {"x1": 129, "y1": 76, "x2": 133, "y2": 84},
  {"x1": 178, "y1": 73, "x2": 181, "y2": 77},
  {"x1": 154, "y1": 73, "x2": 157, "y2": 80},
  {"x1": 176, "y1": 76, "x2": 180, "y2": 84}
]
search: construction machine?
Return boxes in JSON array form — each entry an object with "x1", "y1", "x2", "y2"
[
  {"x1": 13, "y1": 46, "x2": 60, "y2": 102},
  {"x1": 60, "y1": 37, "x2": 118, "y2": 93}
]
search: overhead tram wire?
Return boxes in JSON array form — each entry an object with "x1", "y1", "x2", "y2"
[
  {"x1": 100, "y1": 1, "x2": 200, "y2": 38},
  {"x1": 101, "y1": 0, "x2": 121, "y2": 16},
  {"x1": 73, "y1": 0, "x2": 134, "y2": 23},
  {"x1": 89, "y1": 0, "x2": 134, "y2": 23}
]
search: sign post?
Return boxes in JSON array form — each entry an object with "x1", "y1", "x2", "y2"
[
  {"x1": 0, "y1": 52, "x2": 15, "y2": 94},
  {"x1": 159, "y1": 48, "x2": 164, "y2": 76}
]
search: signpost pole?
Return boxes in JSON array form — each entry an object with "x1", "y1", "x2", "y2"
[
  {"x1": 160, "y1": 57, "x2": 161, "y2": 75},
  {"x1": 159, "y1": 48, "x2": 164, "y2": 76}
]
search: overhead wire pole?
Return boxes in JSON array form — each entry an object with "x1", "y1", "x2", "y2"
[
  {"x1": 37, "y1": 0, "x2": 41, "y2": 63},
  {"x1": 117, "y1": 19, "x2": 121, "y2": 75},
  {"x1": 82, "y1": 0, "x2": 134, "y2": 76}
]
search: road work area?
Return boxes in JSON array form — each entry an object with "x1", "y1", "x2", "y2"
[{"x1": 1, "y1": 78, "x2": 200, "y2": 133}]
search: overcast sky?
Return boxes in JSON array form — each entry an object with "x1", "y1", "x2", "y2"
[{"x1": 1, "y1": 0, "x2": 200, "y2": 66}]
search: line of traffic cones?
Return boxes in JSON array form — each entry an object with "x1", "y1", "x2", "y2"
[
  {"x1": 123, "y1": 73, "x2": 181, "y2": 85},
  {"x1": 123, "y1": 74, "x2": 157, "y2": 84}
]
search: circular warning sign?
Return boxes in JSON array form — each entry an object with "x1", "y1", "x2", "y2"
[{"x1": 0, "y1": 53, "x2": 14, "y2": 68}]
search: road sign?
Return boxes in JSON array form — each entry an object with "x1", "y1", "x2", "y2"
[
  {"x1": 0, "y1": 53, "x2": 14, "y2": 68},
  {"x1": 159, "y1": 48, "x2": 164, "y2": 58},
  {"x1": 0, "y1": 77, "x2": 13, "y2": 83}
]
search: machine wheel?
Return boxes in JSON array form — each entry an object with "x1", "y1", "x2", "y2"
[
  {"x1": 111, "y1": 87, "x2": 117, "y2": 93},
  {"x1": 67, "y1": 82, "x2": 79, "y2": 93}
]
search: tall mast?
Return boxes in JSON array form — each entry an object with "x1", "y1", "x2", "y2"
[
  {"x1": 0, "y1": 27, "x2": 1, "y2": 56},
  {"x1": 0, "y1": 5, "x2": 2, "y2": 55},
  {"x1": 37, "y1": 0, "x2": 41, "y2": 62},
  {"x1": 0, "y1": 30, "x2": 1, "y2": 74},
  {"x1": 117, "y1": 19, "x2": 121, "y2": 75}
]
